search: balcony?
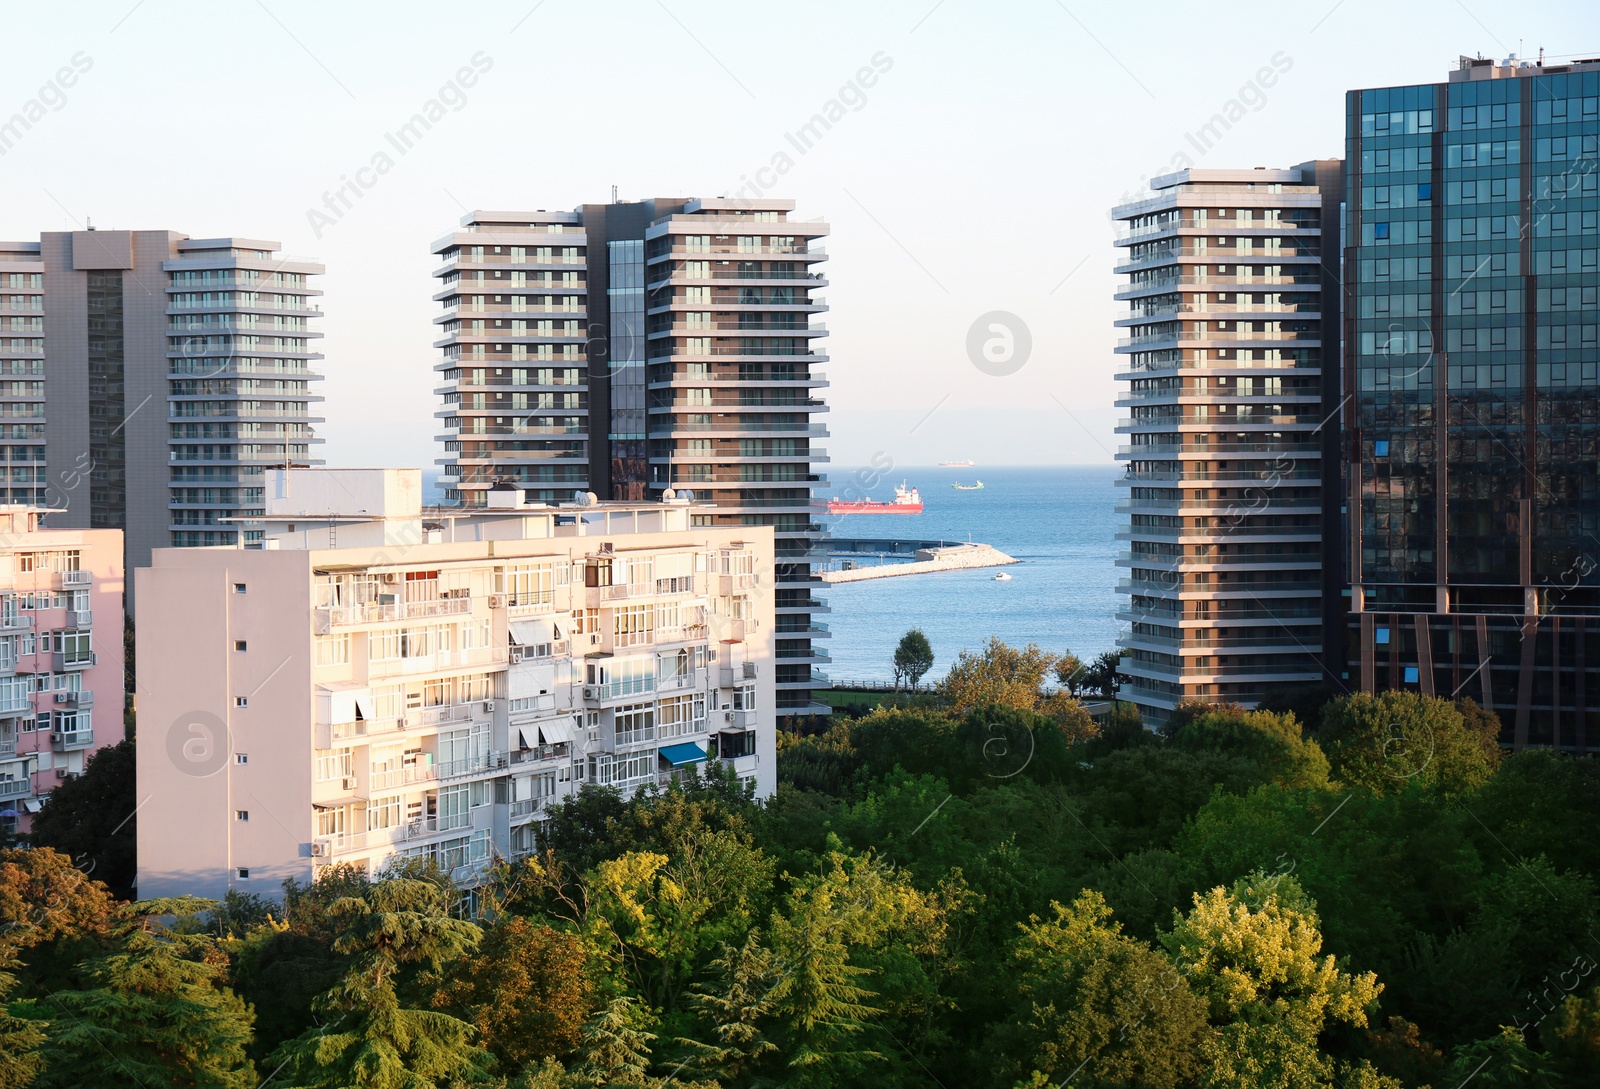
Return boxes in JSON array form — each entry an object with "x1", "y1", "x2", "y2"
[
  {"x1": 317, "y1": 596, "x2": 471, "y2": 630},
  {"x1": 52, "y1": 690, "x2": 94, "y2": 707},
  {"x1": 0, "y1": 737, "x2": 15, "y2": 756},
  {"x1": 0, "y1": 778, "x2": 30, "y2": 799},
  {"x1": 52, "y1": 651, "x2": 96, "y2": 671},
  {"x1": 718, "y1": 661, "x2": 758, "y2": 687},
  {"x1": 53, "y1": 570, "x2": 92, "y2": 590},
  {"x1": 0, "y1": 613, "x2": 31, "y2": 633},
  {"x1": 510, "y1": 797, "x2": 542, "y2": 820},
  {"x1": 68, "y1": 610, "x2": 93, "y2": 627},
  {"x1": 509, "y1": 743, "x2": 570, "y2": 765},
  {"x1": 51, "y1": 728, "x2": 93, "y2": 751},
  {"x1": 404, "y1": 812, "x2": 472, "y2": 839},
  {"x1": 582, "y1": 677, "x2": 656, "y2": 702}
]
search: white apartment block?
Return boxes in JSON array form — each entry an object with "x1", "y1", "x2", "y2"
[
  {"x1": 1112, "y1": 166, "x2": 1341, "y2": 725},
  {"x1": 135, "y1": 469, "x2": 775, "y2": 900},
  {"x1": 0, "y1": 508, "x2": 123, "y2": 834}
]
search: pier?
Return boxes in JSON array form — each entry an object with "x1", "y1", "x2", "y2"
[{"x1": 821, "y1": 539, "x2": 1018, "y2": 584}]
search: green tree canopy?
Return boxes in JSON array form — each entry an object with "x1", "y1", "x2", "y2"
[
  {"x1": 1318, "y1": 691, "x2": 1501, "y2": 796},
  {"x1": 266, "y1": 877, "x2": 488, "y2": 1089},
  {"x1": 27, "y1": 738, "x2": 138, "y2": 900},
  {"x1": 1161, "y1": 873, "x2": 1385, "y2": 1089},
  {"x1": 939, "y1": 637, "x2": 1056, "y2": 714},
  {"x1": 33, "y1": 900, "x2": 256, "y2": 1089},
  {"x1": 989, "y1": 890, "x2": 1208, "y2": 1089},
  {"x1": 1172, "y1": 706, "x2": 1331, "y2": 789}
]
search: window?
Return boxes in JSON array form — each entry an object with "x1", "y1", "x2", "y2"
[
  {"x1": 234, "y1": 641, "x2": 247, "y2": 652},
  {"x1": 236, "y1": 868, "x2": 250, "y2": 879},
  {"x1": 234, "y1": 583, "x2": 247, "y2": 594},
  {"x1": 314, "y1": 633, "x2": 350, "y2": 667},
  {"x1": 234, "y1": 697, "x2": 248, "y2": 708},
  {"x1": 1417, "y1": 183, "x2": 1432, "y2": 201},
  {"x1": 1374, "y1": 440, "x2": 1389, "y2": 457},
  {"x1": 1375, "y1": 627, "x2": 1390, "y2": 645},
  {"x1": 236, "y1": 811, "x2": 249, "y2": 821},
  {"x1": 1404, "y1": 666, "x2": 1419, "y2": 683},
  {"x1": 1373, "y1": 223, "x2": 1390, "y2": 240},
  {"x1": 236, "y1": 753, "x2": 248, "y2": 764}
]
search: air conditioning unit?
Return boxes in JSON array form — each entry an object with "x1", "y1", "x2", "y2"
[
  {"x1": 382, "y1": 572, "x2": 399, "y2": 583},
  {"x1": 482, "y1": 700, "x2": 496, "y2": 713},
  {"x1": 723, "y1": 710, "x2": 735, "y2": 724},
  {"x1": 487, "y1": 594, "x2": 506, "y2": 608},
  {"x1": 310, "y1": 839, "x2": 331, "y2": 857},
  {"x1": 53, "y1": 692, "x2": 68, "y2": 704},
  {"x1": 341, "y1": 777, "x2": 357, "y2": 790},
  {"x1": 49, "y1": 732, "x2": 62, "y2": 743},
  {"x1": 582, "y1": 686, "x2": 599, "y2": 700},
  {"x1": 588, "y1": 634, "x2": 601, "y2": 646},
  {"x1": 55, "y1": 768, "x2": 68, "y2": 779}
]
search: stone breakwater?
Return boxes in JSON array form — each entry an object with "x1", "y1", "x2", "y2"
[{"x1": 820, "y1": 542, "x2": 1018, "y2": 584}]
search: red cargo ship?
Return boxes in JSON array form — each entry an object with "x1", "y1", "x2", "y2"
[{"x1": 826, "y1": 482, "x2": 923, "y2": 515}]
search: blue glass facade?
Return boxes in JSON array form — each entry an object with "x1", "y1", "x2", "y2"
[{"x1": 1346, "y1": 62, "x2": 1600, "y2": 744}]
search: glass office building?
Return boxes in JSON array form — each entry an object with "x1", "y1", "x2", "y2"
[{"x1": 1345, "y1": 55, "x2": 1600, "y2": 746}]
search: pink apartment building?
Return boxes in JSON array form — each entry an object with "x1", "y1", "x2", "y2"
[{"x1": 0, "y1": 508, "x2": 124, "y2": 834}]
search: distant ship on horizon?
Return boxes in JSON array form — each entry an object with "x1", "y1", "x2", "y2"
[{"x1": 938, "y1": 459, "x2": 975, "y2": 468}]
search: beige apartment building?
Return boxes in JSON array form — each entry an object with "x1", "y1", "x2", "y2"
[
  {"x1": 135, "y1": 469, "x2": 774, "y2": 899},
  {"x1": 1112, "y1": 165, "x2": 1343, "y2": 725},
  {"x1": 0, "y1": 508, "x2": 124, "y2": 834}
]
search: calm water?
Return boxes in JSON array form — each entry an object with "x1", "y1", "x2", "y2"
[{"x1": 819, "y1": 465, "x2": 1121, "y2": 684}]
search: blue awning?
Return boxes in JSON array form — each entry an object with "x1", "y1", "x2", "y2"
[{"x1": 658, "y1": 742, "x2": 709, "y2": 767}]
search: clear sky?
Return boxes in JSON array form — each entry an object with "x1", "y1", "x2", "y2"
[{"x1": 3, "y1": 0, "x2": 1596, "y2": 474}]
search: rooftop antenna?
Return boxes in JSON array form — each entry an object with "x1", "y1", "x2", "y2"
[{"x1": 611, "y1": 184, "x2": 619, "y2": 202}]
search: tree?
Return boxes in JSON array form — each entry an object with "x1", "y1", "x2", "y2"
[
  {"x1": 0, "y1": 845, "x2": 114, "y2": 998},
  {"x1": 33, "y1": 899, "x2": 256, "y2": 1089},
  {"x1": 675, "y1": 933, "x2": 782, "y2": 1084},
  {"x1": 1171, "y1": 707, "x2": 1331, "y2": 789},
  {"x1": 1318, "y1": 691, "x2": 1500, "y2": 796},
  {"x1": 436, "y1": 915, "x2": 594, "y2": 1068},
  {"x1": 1054, "y1": 652, "x2": 1085, "y2": 696},
  {"x1": 1161, "y1": 873, "x2": 1385, "y2": 1089},
  {"x1": 989, "y1": 890, "x2": 1208, "y2": 1089},
  {"x1": 1082, "y1": 650, "x2": 1126, "y2": 700},
  {"x1": 27, "y1": 738, "x2": 137, "y2": 900},
  {"x1": 940, "y1": 638, "x2": 1055, "y2": 714},
  {"x1": 893, "y1": 628, "x2": 935, "y2": 691},
  {"x1": 0, "y1": 957, "x2": 44, "y2": 1088},
  {"x1": 1445, "y1": 1026, "x2": 1562, "y2": 1089},
  {"x1": 266, "y1": 877, "x2": 488, "y2": 1089}
]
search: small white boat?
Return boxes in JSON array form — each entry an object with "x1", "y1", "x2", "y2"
[{"x1": 993, "y1": 572, "x2": 1013, "y2": 581}]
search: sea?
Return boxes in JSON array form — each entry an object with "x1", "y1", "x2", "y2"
[{"x1": 818, "y1": 465, "x2": 1122, "y2": 685}]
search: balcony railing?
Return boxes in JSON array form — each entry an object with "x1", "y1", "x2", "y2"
[
  {"x1": 52, "y1": 728, "x2": 93, "y2": 751},
  {"x1": 53, "y1": 570, "x2": 92, "y2": 590},
  {"x1": 405, "y1": 812, "x2": 472, "y2": 839},
  {"x1": 52, "y1": 651, "x2": 96, "y2": 671},
  {"x1": 0, "y1": 779, "x2": 31, "y2": 798},
  {"x1": 319, "y1": 597, "x2": 471, "y2": 627}
]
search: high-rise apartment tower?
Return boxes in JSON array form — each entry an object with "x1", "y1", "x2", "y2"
[
  {"x1": 432, "y1": 198, "x2": 829, "y2": 720},
  {"x1": 1113, "y1": 164, "x2": 1344, "y2": 725},
  {"x1": 0, "y1": 230, "x2": 324, "y2": 582}
]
